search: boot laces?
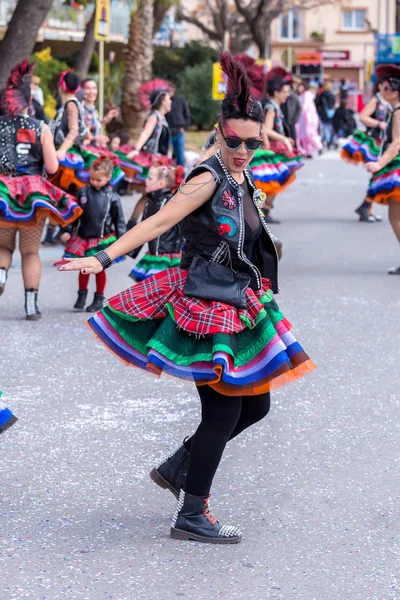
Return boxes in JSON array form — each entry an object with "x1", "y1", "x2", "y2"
[{"x1": 202, "y1": 494, "x2": 217, "y2": 526}]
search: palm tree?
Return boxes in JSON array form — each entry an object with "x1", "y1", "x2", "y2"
[
  {"x1": 120, "y1": 0, "x2": 154, "y2": 135},
  {"x1": 0, "y1": 0, "x2": 54, "y2": 87}
]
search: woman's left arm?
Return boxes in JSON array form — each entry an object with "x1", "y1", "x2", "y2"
[{"x1": 367, "y1": 110, "x2": 400, "y2": 173}]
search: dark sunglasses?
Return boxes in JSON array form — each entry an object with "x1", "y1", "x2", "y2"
[
  {"x1": 382, "y1": 85, "x2": 392, "y2": 91},
  {"x1": 219, "y1": 127, "x2": 262, "y2": 152}
]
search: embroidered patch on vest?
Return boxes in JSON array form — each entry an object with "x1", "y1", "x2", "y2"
[
  {"x1": 217, "y1": 216, "x2": 236, "y2": 237},
  {"x1": 17, "y1": 129, "x2": 37, "y2": 144},
  {"x1": 221, "y1": 190, "x2": 237, "y2": 210}
]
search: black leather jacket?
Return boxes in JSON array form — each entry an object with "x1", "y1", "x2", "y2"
[
  {"x1": 180, "y1": 151, "x2": 279, "y2": 293},
  {"x1": 144, "y1": 189, "x2": 182, "y2": 254},
  {"x1": 67, "y1": 184, "x2": 126, "y2": 239}
]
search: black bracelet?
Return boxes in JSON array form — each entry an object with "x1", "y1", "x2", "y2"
[{"x1": 94, "y1": 250, "x2": 112, "y2": 270}]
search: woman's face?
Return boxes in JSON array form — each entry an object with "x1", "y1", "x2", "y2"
[
  {"x1": 276, "y1": 84, "x2": 291, "y2": 105},
  {"x1": 217, "y1": 118, "x2": 262, "y2": 175},
  {"x1": 380, "y1": 81, "x2": 399, "y2": 105},
  {"x1": 162, "y1": 93, "x2": 172, "y2": 113},
  {"x1": 83, "y1": 80, "x2": 98, "y2": 104}
]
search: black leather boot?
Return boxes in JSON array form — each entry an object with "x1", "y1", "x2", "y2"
[
  {"x1": 86, "y1": 293, "x2": 105, "y2": 312},
  {"x1": 170, "y1": 489, "x2": 242, "y2": 544},
  {"x1": 25, "y1": 289, "x2": 41, "y2": 321},
  {"x1": 150, "y1": 441, "x2": 190, "y2": 499},
  {"x1": 74, "y1": 290, "x2": 88, "y2": 311},
  {"x1": 0, "y1": 268, "x2": 7, "y2": 296}
]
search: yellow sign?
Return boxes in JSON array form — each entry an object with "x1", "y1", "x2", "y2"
[
  {"x1": 212, "y1": 63, "x2": 226, "y2": 100},
  {"x1": 94, "y1": 0, "x2": 111, "y2": 41}
]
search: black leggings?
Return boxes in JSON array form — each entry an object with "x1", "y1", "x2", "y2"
[{"x1": 184, "y1": 386, "x2": 271, "y2": 497}]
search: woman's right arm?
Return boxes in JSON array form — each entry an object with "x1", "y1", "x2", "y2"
[
  {"x1": 127, "y1": 114, "x2": 158, "y2": 158},
  {"x1": 59, "y1": 171, "x2": 217, "y2": 273},
  {"x1": 56, "y1": 102, "x2": 80, "y2": 158},
  {"x1": 264, "y1": 109, "x2": 292, "y2": 151},
  {"x1": 41, "y1": 124, "x2": 59, "y2": 175},
  {"x1": 359, "y1": 96, "x2": 384, "y2": 130}
]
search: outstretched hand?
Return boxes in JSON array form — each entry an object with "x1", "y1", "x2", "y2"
[{"x1": 58, "y1": 256, "x2": 103, "y2": 274}]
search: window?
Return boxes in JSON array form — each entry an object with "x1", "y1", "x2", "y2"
[
  {"x1": 279, "y1": 9, "x2": 302, "y2": 41},
  {"x1": 342, "y1": 9, "x2": 366, "y2": 31}
]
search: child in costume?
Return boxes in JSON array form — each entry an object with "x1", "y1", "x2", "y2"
[
  {"x1": 129, "y1": 164, "x2": 184, "y2": 281},
  {"x1": 366, "y1": 64, "x2": 400, "y2": 274},
  {"x1": 60, "y1": 52, "x2": 315, "y2": 545},
  {"x1": 61, "y1": 157, "x2": 126, "y2": 312},
  {"x1": 0, "y1": 60, "x2": 81, "y2": 320},
  {"x1": 341, "y1": 79, "x2": 391, "y2": 222}
]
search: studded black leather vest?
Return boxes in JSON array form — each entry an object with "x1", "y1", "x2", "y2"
[
  {"x1": 0, "y1": 114, "x2": 44, "y2": 175},
  {"x1": 179, "y1": 150, "x2": 279, "y2": 293},
  {"x1": 367, "y1": 94, "x2": 391, "y2": 139},
  {"x1": 382, "y1": 105, "x2": 400, "y2": 154}
]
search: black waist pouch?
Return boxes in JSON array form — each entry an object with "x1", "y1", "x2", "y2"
[{"x1": 183, "y1": 255, "x2": 251, "y2": 309}]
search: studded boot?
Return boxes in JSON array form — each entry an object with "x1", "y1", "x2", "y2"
[
  {"x1": 170, "y1": 489, "x2": 242, "y2": 544},
  {"x1": 74, "y1": 290, "x2": 88, "y2": 311},
  {"x1": 25, "y1": 289, "x2": 41, "y2": 321},
  {"x1": 0, "y1": 268, "x2": 7, "y2": 296},
  {"x1": 150, "y1": 441, "x2": 190, "y2": 499},
  {"x1": 85, "y1": 293, "x2": 105, "y2": 312}
]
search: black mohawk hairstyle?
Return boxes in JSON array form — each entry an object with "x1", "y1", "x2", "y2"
[
  {"x1": 219, "y1": 51, "x2": 264, "y2": 124},
  {"x1": 0, "y1": 59, "x2": 35, "y2": 118}
]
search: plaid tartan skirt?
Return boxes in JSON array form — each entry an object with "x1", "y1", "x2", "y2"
[
  {"x1": 64, "y1": 232, "x2": 117, "y2": 258},
  {"x1": 0, "y1": 174, "x2": 82, "y2": 228},
  {"x1": 86, "y1": 267, "x2": 316, "y2": 396}
]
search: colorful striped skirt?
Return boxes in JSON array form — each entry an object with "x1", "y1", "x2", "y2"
[
  {"x1": 87, "y1": 267, "x2": 315, "y2": 396},
  {"x1": 116, "y1": 147, "x2": 175, "y2": 184},
  {"x1": 50, "y1": 146, "x2": 125, "y2": 193},
  {"x1": 367, "y1": 157, "x2": 400, "y2": 204},
  {"x1": 250, "y1": 148, "x2": 295, "y2": 196},
  {"x1": 269, "y1": 140, "x2": 305, "y2": 173},
  {"x1": 64, "y1": 232, "x2": 117, "y2": 258},
  {"x1": 0, "y1": 174, "x2": 82, "y2": 228},
  {"x1": 340, "y1": 130, "x2": 381, "y2": 165},
  {"x1": 129, "y1": 252, "x2": 182, "y2": 281},
  {"x1": 0, "y1": 392, "x2": 17, "y2": 434}
]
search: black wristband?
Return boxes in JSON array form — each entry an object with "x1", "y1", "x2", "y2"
[{"x1": 94, "y1": 250, "x2": 112, "y2": 270}]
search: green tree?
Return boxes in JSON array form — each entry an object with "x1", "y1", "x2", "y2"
[{"x1": 178, "y1": 61, "x2": 220, "y2": 130}]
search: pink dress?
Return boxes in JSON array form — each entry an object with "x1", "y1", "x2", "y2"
[{"x1": 296, "y1": 90, "x2": 322, "y2": 156}]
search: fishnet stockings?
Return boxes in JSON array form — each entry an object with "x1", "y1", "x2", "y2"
[{"x1": 0, "y1": 221, "x2": 45, "y2": 290}]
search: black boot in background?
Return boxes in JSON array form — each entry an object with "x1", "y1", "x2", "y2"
[
  {"x1": 171, "y1": 490, "x2": 242, "y2": 544},
  {"x1": 150, "y1": 441, "x2": 190, "y2": 499},
  {"x1": 74, "y1": 290, "x2": 88, "y2": 311},
  {"x1": 85, "y1": 293, "x2": 105, "y2": 312},
  {"x1": 25, "y1": 289, "x2": 41, "y2": 321},
  {"x1": 0, "y1": 268, "x2": 7, "y2": 296}
]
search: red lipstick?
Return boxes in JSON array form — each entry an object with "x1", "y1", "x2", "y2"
[{"x1": 233, "y1": 158, "x2": 246, "y2": 167}]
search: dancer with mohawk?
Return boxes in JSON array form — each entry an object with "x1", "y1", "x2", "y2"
[
  {"x1": 0, "y1": 60, "x2": 81, "y2": 320},
  {"x1": 60, "y1": 52, "x2": 315, "y2": 544}
]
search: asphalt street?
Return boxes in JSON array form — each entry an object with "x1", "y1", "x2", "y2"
[{"x1": 1, "y1": 152, "x2": 399, "y2": 600}]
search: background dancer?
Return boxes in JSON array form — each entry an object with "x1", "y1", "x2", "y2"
[
  {"x1": 366, "y1": 64, "x2": 400, "y2": 274},
  {"x1": 59, "y1": 52, "x2": 315, "y2": 545},
  {"x1": 129, "y1": 164, "x2": 184, "y2": 281},
  {"x1": 0, "y1": 61, "x2": 81, "y2": 320},
  {"x1": 296, "y1": 80, "x2": 322, "y2": 158},
  {"x1": 341, "y1": 80, "x2": 391, "y2": 222},
  {"x1": 61, "y1": 157, "x2": 126, "y2": 312}
]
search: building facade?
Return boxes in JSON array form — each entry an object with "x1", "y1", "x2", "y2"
[{"x1": 270, "y1": 0, "x2": 397, "y2": 88}]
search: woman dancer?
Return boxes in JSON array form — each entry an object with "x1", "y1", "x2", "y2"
[
  {"x1": 61, "y1": 157, "x2": 126, "y2": 312},
  {"x1": 123, "y1": 79, "x2": 174, "y2": 229},
  {"x1": 296, "y1": 80, "x2": 322, "y2": 158},
  {"x1": 0, "y1": 61, "x2": 81, "y2": 320},
  {"x1": 81, "y1": 78, "x2": 118, "y2": 148},
  {"x1": 366, "y1": 64, "x2": 400, "y2": 274},
  {"x1": 251, "y1": 70, "x2": 304, "y2": 224},
  {"x1": 341, "y1": 81, "x2": 391, "y2": 222},
  {"x1": 129, "y1": 164, "x2": 184, "y2": 281},
  {"x1": 51, "y1": 71, "x2": 124, "y2": 193},
  {"x1": 60, "y1": 52, "x2": 315, "y2": 544}
]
